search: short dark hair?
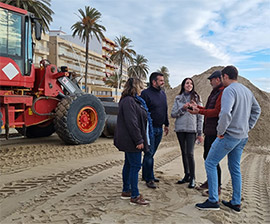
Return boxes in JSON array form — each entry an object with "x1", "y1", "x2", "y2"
[
  {"x1": 149, "y1": 72, "x2": 163, "y2": 86},
  {"x1": 221, "y1": 65, "x2": 238, "y2": 80}
]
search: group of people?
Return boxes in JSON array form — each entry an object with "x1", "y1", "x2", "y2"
[{"x1": 113, "y1": 65, "x2": 261, "y2": 212}]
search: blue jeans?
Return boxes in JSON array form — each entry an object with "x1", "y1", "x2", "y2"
[
  {"x1": 205, "y1": 134, "x2": 248, "y2": 204},
  {"x1": 142, "y1": 127, "x2": 163, "y2": 182},
  {"x1": 122, "y1": 151, "x2": 142, "y2": 198}
]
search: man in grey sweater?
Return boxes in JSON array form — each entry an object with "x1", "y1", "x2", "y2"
[{"x1": 196, "y1": 65, "x2": 261, "y2": 212}]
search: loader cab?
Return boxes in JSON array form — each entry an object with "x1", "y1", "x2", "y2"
[{"x1": 0, "y1": 3, "x2": 41, "y2": 77}]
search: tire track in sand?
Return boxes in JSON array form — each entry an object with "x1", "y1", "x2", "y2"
[
  {"x1": 0, "y1": 143, "x2": 179, "y2": 224},
  {"x1": 206, "y1": 153, "x2": 270, "y2": 224}
]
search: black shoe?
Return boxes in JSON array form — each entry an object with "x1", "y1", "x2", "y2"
[
  {"x1": 154, "y1": 178, "x2": 160, "y2": 183},
  {"x1": 188, "y1": 178, "x2": 195, "y2": 188},
  {"x1": 176, "y1": 174, "x2": 190, "y2": 184},
  {"x1": 146, "y1": 181, "x2": 157, "y2": 189},
  {"x1": 222, "y1": 200, "x2": 241, "y2": 212},
  {"x1": 195, "y1": 199, "x2": 220, "y2": 211}
]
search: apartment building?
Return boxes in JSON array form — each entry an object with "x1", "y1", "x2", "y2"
[
  {"x1": 33, "y1": 33, "x2": 50, "y2": 66},
  {"x1": 48, "y1": 31, "x2": 106, "y2": 91},
  {"x1": 33, "y1": 31, "x2": 128, "y2": 101},
  {"x1": 102, "y1": 37, "x2": 116, "y2": 78}
]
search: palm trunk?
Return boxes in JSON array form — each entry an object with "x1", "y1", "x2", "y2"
[
  {"x1": 85, "y1": 35, "x2": 89, "y2": 92},
  {"x1": 119, "y1": 54, "x2": 123, "y2": 89}
]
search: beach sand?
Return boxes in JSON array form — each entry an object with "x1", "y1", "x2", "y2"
[{"x1": 0, "y1": 136, "x2": 269, "y2": 224}]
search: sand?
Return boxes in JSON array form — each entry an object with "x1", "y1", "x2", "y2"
[{"x1": 0, "y1": 135, "x2": 269, "y2": 224}]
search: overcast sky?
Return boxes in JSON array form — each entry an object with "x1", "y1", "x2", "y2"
[{"x1": 50, "y1": 0, "x2": 270, "y2": 92}]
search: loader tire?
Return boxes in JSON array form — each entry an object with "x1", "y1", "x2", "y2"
[
  {"x1": 101, "y1": 101, "x2": 119, "y2": 115},
  {"x1": 16, "y1": 120, "x2": 55, "y2": 138},
  {"x1": 54, "y1": 94, "x2": 105, "y2": 145}
]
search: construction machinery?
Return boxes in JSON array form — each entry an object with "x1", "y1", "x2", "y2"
[{"x1": 0, "y1": 2, "x2": 109, "y2": 144}]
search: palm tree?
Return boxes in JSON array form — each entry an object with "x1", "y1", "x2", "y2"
[
  {"x1": 2, "y1": 0, "x2": 54, "y2": 32},
  {"x1": 110, "y1": 36, "x2": 136, "y2": 89},
  {"x1": 71, "y1": 6, "x2": 106, "y2": 92},
  {"x1": 128, "y1": 54, "x2": 149, "y2": 80},
  {"x1": 157, "y1": 66, "x2": 171, "y2": 89},
  {"x1": 103, "y1": 72, "x2": 124, "y2": 88}
]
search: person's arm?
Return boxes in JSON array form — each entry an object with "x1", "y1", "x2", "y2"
[
  {"x1": 164, "y1": 93, "x2": 169, "y2": 128},
  {"x1": 248, "y1": 96, "x2": 261, "y2": 130},
  {"x1": 217, "y1": 88, "x2": 235, "y2": 136},
  {"x1": 199, "y1": 92, "x2": 223, "y2": 117},
  {"x1": 196, "y1": 102, "x2": 204, "y2": 136},
  {"x1": 197, "y1": 105, "x2": 204, "y2": 109},
  {"x1": 171, "y1": 96, "x2": 186, "y2": 118}
]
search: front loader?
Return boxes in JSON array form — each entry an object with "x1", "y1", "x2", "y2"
[{"x1": 0, "y1": 2, "x2": 106, "y2": 144}]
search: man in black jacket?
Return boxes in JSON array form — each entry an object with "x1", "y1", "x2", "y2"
[{"x1": 141, "y1": 72, "x2": 169, "y2": 189}]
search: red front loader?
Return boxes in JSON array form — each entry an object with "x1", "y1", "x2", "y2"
[{"x1": 0, "y1": 3, "x2": 106, "y2": 144}]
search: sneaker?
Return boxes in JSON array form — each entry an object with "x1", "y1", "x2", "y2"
[
  {"x1": 202, "y1": 187, "x2": 221, "y2": 197},
  {"x1": 195, "y1": 199, "x2": 220, "y2": 211},
  {"x1": 222, "y1": 200, "x2": 241, "y2": 213},
  {"x1": 130, "y1": 194, "x2": 150, "y2": 206},
  {"x1": 121, "y1": 191, "x2": 131, "y2": 200},
  {"x1": 196, "y1": 181, "x2": 208, "y2": 190},
  {"x1": 146, "y1": 181, "x2": 157, "y2": 189}
]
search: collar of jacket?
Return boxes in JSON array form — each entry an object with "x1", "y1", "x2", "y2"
[
  {"x1": 134, "y1": 97, "x2": 147, "y2": 112},
  {"x1": 213, "y1": 83, "x2": 224, "y2": 92},
  {"x1": 149, "y1": 86, "x2": 161, "y2": 92}
]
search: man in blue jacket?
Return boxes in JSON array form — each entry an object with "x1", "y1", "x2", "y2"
[
  {"x1": 141, "y1": 72, "x2": 169, "y2": 189},
  {"x1": 195, "y1": 65, "x2": 261, "y2": 212}
]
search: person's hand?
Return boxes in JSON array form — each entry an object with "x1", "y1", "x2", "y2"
[
  {"x1": 164, "y1": 126, "x2": 169, "y2": 136},
  {"x1": 136, "y1": 143, "x2": 144, "y2": 150},
  {"x1": 190, "y1": 100, "x2": 197, "y2": 107},
  {"x1": 183, "y1": 102, "x2": 190, "y2": 109},
  {"x1": 217, "y1": 135, "x2": 224, "y2": 139},
  {"x1": 188, "y1": 106, "x2": 199, "y2": 114},
  {"x1": 196, "y1": 135, "x2": 204, "y2": 143}
]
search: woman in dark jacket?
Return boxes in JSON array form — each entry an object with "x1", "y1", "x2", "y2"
[{"x1": 114, "y1": 78, "x2": 150, "y2": 206}]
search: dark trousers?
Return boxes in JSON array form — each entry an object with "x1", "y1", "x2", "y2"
[
  {"x1": 204, "y1": 135, "x2": 222, "y2": 187},
  {"x1": 176, "y1": 132, "x2": 196, "y2": 179},
  {"x1": 142, "y1": 127, "x2": 163, "y2": 182}
]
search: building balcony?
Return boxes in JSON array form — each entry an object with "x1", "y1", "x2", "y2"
[
  {"x1": 102, "y1": 46, "x2": 111, "y2": 51},
  {"x1": 34, "y1": 45, "x2": 50, "y2": 55},
  {"x1": 89, "y1": 69, "x2": 105, "y2": 77}
]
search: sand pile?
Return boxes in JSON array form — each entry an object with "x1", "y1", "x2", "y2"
[{"x1": 164, "y1": 66, "x2": 270, "y2": 147}]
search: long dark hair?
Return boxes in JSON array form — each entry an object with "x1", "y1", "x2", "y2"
[
  {"x1": 179, "y1": 78, "x2": 201, "y2": 103},
  {"x1": 121, "y1": 78, "x2": 144, "y2": 99}
]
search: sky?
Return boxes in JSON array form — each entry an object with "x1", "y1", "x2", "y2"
[{"x1": 50, "y1": 0, "x2": 270, "y2": 92}]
